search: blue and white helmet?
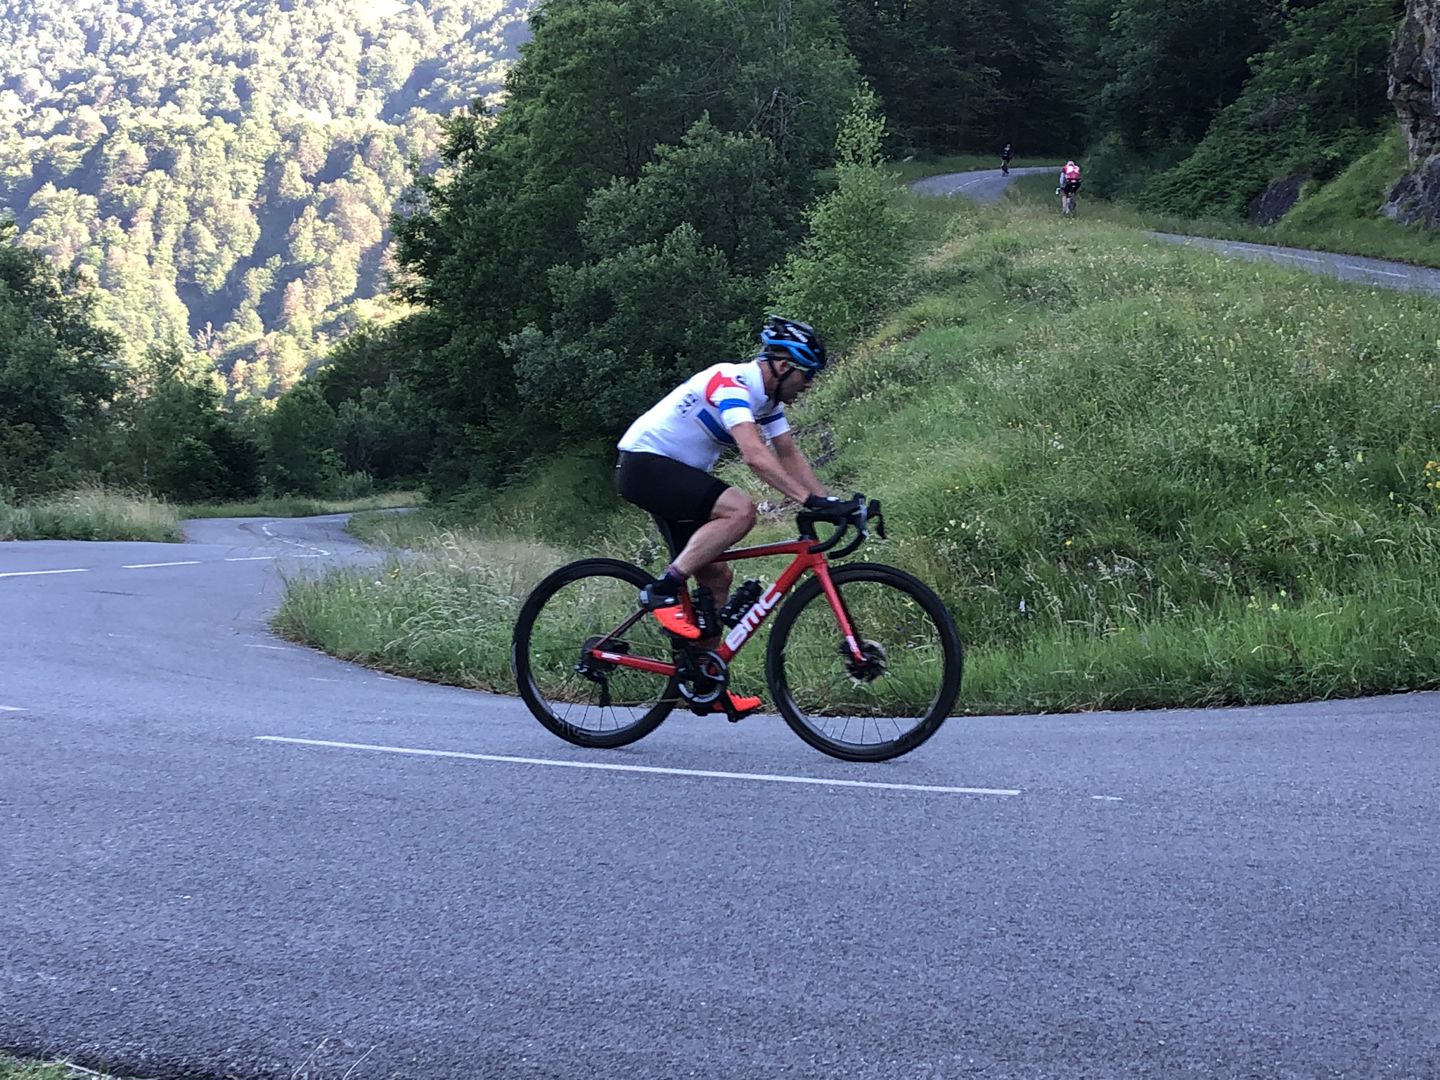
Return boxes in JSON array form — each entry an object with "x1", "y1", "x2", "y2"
[{"x1": 759, "y1": 316, "x2": 826, "y2": 375}]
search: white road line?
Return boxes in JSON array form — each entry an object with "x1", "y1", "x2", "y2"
[
  {"x1": 261, "y1": 520, "x2": 332, "y2": 557},
  {"x1": 224, "y1": 556, "x2": 276, "y2": 562},
  {"x1": 1278, "y1": 253, "x2": 1322, "y2": 263},
  {"x1": 256, "y1": 736, "x2": 1022, "y2": 796},
  {"x1": 1092, "y1": 795, "x2": 1124, "y2": 802},
  {"x1": 122, "y1": 560, "x2": 202, "y2": 569},
  {"x1": 1342, "y1": 264, "x2": 1408, "y2": 278},
  {"x1": 243, "y1": 644, "x2": 291, "y2": 651},
  {"x1": 0, "y1": 705, "x2": 25, "y2": 712},
  {"x1": 0, "y1": 568, "x2": 88, "y2": 578}
]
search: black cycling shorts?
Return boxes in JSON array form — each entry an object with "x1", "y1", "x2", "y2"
[{"x1": 615, "y1": 451, "x2": 728, "y2": 559}]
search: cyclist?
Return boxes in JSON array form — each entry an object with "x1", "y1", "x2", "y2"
[
  {"x1": 614, "y1": 316, "x2": 859, "y2": 716},
  {"x1": 1057, "y1": 159, "x2": 1082, "y2": 199},
  {"x1": 1001, "y1": 143, "x2": 1013, "y2": 175}
]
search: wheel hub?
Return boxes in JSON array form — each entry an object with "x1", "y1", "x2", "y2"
[{"x1": 842, "y1": 638, "x2": 888, "y2": 683}]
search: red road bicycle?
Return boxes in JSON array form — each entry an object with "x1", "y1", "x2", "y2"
[{"x1": 511, "y1": 498, "x2": 963, "y2": 762}]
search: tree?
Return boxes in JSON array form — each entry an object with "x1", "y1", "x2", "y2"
[
  {"x1": 264, "y1": 383, "x2": 341, "y2": 495},
  {"x1": 391, "y1": 0, "x2": 859, "y2": 487},
  {"x1": 772, "y1": 86, "x2": 915, "y2": 346},
  {"x1": 120, "y1": 344, "x2": 263, "y2": 502},
  {"x1": 0, "y1": 222, "x2": 121, "y2": 493},
  {"x1": 1137, "y1": 0, "x2": 1404, "y2": 217}
]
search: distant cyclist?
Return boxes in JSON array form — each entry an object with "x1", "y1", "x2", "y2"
[
  {"x1": 1001, "y1": 143, "x2": 1013, "y2": 176},
  {"x1": 614, "y1": 316, "x2": 859, "y2": 716},
  {"x1": 1057, "y1": 160, "x2": 1082, "y2": 198}
]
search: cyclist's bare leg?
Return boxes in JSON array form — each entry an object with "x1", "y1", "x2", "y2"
[
  {"x1": 673, "y1": 488, "x2": 754, "y2": 650},
  {"x1": 671, "y1": 487, "x2": 755, "y2": 579}
]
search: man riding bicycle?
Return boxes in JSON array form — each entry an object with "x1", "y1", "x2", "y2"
[
  {"x1": 1057, "y1": 160, "x2": 1081, "y2": 197},
  {"x1": 615, "y1": 316, "x2": 858, "y2": 716}
]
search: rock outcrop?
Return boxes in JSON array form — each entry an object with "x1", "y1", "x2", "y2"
[
  {"x1": 1385, "y1": 0, "x2": 1440, "y2": 225},
  {"x1": 1248, "y1": 172, "x2": 1311, "y2": 225}
]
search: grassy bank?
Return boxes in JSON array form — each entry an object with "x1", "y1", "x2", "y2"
[
  {"x1": 0, "y1": 1055, "x2": 129, "y2": 1080},
  {"x1": 278, "y1": 198, "x2": 1440, "y2": 714},
  {"x1": 0, "y1": 489, "x2": 182, "y2": 541},
  {"x1": 0, "y1": 489, "x2": 421, "y2": 542},
  {"x1": 179, "y1": 490, "x2": 421, "y2": 519},
  {"x1": 1012, "y1": 133, "x2": 1440, "y2": 270}
]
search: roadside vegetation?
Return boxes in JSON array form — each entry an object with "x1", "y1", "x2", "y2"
[
  {"x1": 179, "y1": 490, "x2": 420, "y2": 520},
  {"x1": 277, "y1": 192, "x2": 1440, "y2": 713},
  {"x1": 1126, "y1": 134, "x2": 1440, "y2": 271},
  {"x1": 0, "y1": 1055, "x2": 128, "y2": 1080},
  {"x1": 0, "y1": 488, "x2": 419, "y2": 542},
  {"x1": 1007, "y1": 146, "x2": 1440, "y2": 273},
  {"x1": 0, "y1": 488, "x2": 181, "y2": 542}
]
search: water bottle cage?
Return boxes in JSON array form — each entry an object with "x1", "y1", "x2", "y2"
[
  {"x1": 689, "y1": 585, "x2": 718, "y2": 638},
  {"x1": 719, "y1": 580, "x2": 764, "y2": 628}
]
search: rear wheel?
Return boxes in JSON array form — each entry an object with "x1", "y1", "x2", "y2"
[
  {"x1": 766, "y1": 563, "x2": 963, "y2": 762},
  {"x1": 511, "y1": 558, "x2": 678, "y2": 748}
]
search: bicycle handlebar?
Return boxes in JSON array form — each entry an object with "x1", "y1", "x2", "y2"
[{"x1": 796, "y1": 494, "x2": 886, "y2": 557}]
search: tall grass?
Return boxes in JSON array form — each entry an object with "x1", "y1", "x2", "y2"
[
  {"x1": 0, "y1": 488, "x2": 181, "y2": 541},
  {"x1": 179, "y1": 490, "x2": 421, "y2": 519},
  {"x1": 0, "y1": 1054, "x2": 128, "y2": 1080},
  {"x1": 279, "y1": 199, "x2": 1440, "y2": 713},
  {"x1": 274, "y1": 534, "x2": 578, "y2": 691}
]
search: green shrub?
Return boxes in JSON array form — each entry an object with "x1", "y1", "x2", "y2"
[{"x1": 773, "y1": 87, "x2": 916, "y2": 345}]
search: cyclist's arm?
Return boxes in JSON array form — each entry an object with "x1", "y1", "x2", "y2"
[
  {"x1": 731, "y1": 423, "x2": 819, "y2": 503},
  {"x1": 770, "y1": 432, "x2": 827, "y2": 499}
]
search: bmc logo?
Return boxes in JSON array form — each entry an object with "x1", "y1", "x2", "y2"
[{"x1": 724, "y1": 584, "x2": 783, "y2": 651}]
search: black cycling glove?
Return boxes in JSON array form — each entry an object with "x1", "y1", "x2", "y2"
[{"x1": 803, "y1": 493, "x2": 862, "y2": 521}]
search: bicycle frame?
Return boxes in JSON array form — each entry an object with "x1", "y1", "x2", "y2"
[{"x1": 587, "y1": 537, "x2": 866, "y2": 678}]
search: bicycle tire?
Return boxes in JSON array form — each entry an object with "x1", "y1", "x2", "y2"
[
  {"x1": 765, "y1": 562, "x2": 963, "y2": 762},
  {"x1": 511, "y1": 558, "x2": 678, "y2": 749}
]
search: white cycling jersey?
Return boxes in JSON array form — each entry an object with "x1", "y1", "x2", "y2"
[{"x1": 617, "y1": 359, "x2": 790, "y2": 472}]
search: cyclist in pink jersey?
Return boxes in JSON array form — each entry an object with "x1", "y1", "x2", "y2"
[{"x1": 615, "y1": 316, "x2": 860, "y2": 716}]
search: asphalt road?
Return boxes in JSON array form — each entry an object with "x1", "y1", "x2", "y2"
[
  {"x1": 3, "y1": 517, "x2": 1439, "y2": 1079},
  {"x1": 908, "y1": 166, "x2": 1055, "y2": 203},
  {"x1": 911, "y1": 167, "x2": 1440, "y2": 298}
]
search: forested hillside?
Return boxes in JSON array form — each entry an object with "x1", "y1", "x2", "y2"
[
  {"x1": 1067, "y1": 0, "x2": 1406, "y2": 217},
  {"x1": 2, "y1": 0, "x2": 1429, "y2": 508},
  {"x1": 0, "y1": 0, "x2": 529, "y2": 396}
]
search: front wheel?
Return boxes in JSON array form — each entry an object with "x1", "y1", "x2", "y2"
[
  {"x1": 765, "y1": 563, "x2": 963, "y2": 762},
  {"x1": 511, "y1": 558, "x2": 679, "y2": 749}
]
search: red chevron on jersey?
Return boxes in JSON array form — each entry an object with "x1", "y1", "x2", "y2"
[{"x1": 704, "y1": 371, "x2": 742, "y2": 405}]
